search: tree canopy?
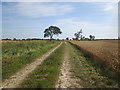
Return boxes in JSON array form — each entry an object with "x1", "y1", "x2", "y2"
[
  {"x1": 89, "y1": 35, "x2": 95, "y2": 40},
  {"x1": 44, "y1": 26, "x2": 62, "y2": 40},
  {"x1": 74, "y1": 29, "x2": 82, "y2": 40}
]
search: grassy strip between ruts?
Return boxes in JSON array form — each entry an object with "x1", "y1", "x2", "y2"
[
  {"x1": 17, "y1": 42, "x2": 65, "y2": 88},
  {"x1": 68, "y1": 42, "x2": 119, "y2": 88},
  {"x1": 3, "y1": 40, "x2": 60, "y2": 81}
]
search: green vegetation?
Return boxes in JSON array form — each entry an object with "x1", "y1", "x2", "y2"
[
  {"x1": 18, "y1": 43, "x2": 64, "y2": 88},
  {"x1": 2, "y1": 40, "x2": 60, "y2": 80},
  {"x1": 68, "y1": 42, "x2": 119, "y2": 88}
]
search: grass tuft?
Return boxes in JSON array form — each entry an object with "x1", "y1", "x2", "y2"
[
  {"x1": 2, "y1": 40, "x2": 60, "y2": 80},
  {"x1": 18, "y1": 43, "x2": 65, "y2": 88}
]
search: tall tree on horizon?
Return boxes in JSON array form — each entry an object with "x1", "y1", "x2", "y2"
[
  {"x1": 74, "y1": 29, "x2": 82, "y2": 40},
  {"x1": 44, "y1": 26, "x2": 62, "y2": 40}
]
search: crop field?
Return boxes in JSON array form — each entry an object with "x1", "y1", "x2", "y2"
[
  {"x1": 1, "y1": 40, "x2": 120, "y2": 88},
  {"x1": 70, "y1": 40, "x2": 119, "y2": 74}
]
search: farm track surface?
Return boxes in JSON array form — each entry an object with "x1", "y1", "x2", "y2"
[
  {"x1": 56, "y1": 42, "x2": 82, "y2": 88},
  {"x1": 2, "y1": 42, "x2": 62, "y2": 88},
  {"x1": 56, "y1": 42, "x2": 119, "y2": 88}
]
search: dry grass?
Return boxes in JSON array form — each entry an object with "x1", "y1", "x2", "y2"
[
  {"x1": 1, "y1": 40, "x2": 42, "y2": 43},
  {"x1": 70, "y1": 40, "x2": 119, "y2": 74}
]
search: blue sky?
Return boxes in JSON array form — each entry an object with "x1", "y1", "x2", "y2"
[
  {"x1": 0, "y1": 2, "x2": 2, "y2": 40},
  {"x1": 2, "y1": 2, "x2": 118, "y2": 39}
]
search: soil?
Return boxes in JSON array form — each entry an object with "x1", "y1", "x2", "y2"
[{"x1": 55, "y1": 42, "x2": 82, "y2": 88}]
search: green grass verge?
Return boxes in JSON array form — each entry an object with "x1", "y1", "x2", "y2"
[
  {"x1": 17, "y1": 43, "x2": 64, "y2": 88},
  {"x1": 2, "y1": 40, "x2": 60, "y2": 80},
  {"x1": 68, "y1": 42, "x2": 119, "y2": 88}
]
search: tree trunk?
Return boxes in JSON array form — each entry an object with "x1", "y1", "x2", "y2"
[{"x1": 50, "y1": 35, "x2": 53, "y2": 41}]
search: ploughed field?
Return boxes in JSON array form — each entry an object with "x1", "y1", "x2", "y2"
[{"x1": 70, "y1": 40, "x2": 119, "y2": 74}]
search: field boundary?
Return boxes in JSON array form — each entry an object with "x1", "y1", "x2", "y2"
[
  {"x1": 68, "y1": 42, "x2": 119, "y2": 88},
  {"x1": 69, "y1": 41, "x2": 120, "y2": 75},
  {"x1": 2, "y1": 42, "x2": 62, "y2": 88},
  {"x1": 68, "y1": 42, "x2": 119, "y2": 81}
]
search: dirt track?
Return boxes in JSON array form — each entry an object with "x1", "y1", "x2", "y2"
[
  {"x1": 2, "y1": 42, "x2": 62, "y2": 88},
  {"x1": 3, "y1": 41, "x2": 118, "y2": 88},
  {"x1": 56, "y1": 42, "x2": 82, "y2": 88}
]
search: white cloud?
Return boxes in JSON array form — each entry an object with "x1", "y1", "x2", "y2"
[
  {"x1": 103, "y1": 2, "x2": 118, "y2": 12},
  {"x1": 54, "y1": 18, "x2": 118, "y2": 39},
  {"x1": 4, "y1": 3, "x2": 74, "y2": 18},
  {"x1": 103, "y1": 4, "x2": 115, "y2": 11}
]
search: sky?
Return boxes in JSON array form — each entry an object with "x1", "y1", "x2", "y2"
[
  {"x1": 0, "y1": 2, "x2": 2, "y2": 40},
  {"x1": 1, "y1": 0, "x2": 119, "y2": 2},
  {"x1": 2, "y1": 1, "x2": 118, "y2": 39}
]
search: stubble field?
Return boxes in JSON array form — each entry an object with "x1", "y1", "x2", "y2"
[{"x1": 70, "y1": 40, "x2": 119, "y2": 74}]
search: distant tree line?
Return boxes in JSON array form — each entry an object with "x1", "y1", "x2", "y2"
[
  {"x1": 72, "y1": 29, "x2": 95, "y2": 41},
  {"x1": 2, "y1": 26, "x2": 119, "y2": 41},
  {"x1": 1, "y1": 37, "x2": 114, "y2": 41},
  {"x1": 2, "y1": 38, "x2": 64, "y2": 41},
  {"x1": 2, "y1": 38, "x2": 61, "y2": 41}
]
